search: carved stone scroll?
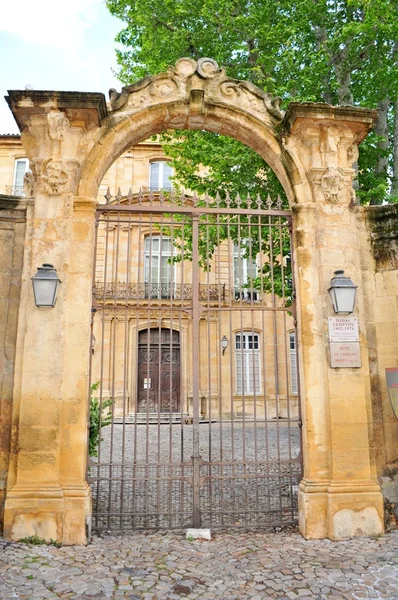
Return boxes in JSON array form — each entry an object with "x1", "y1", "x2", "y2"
[{"x1": 108, "y1": 57, "x2": 285, "y2": 124}]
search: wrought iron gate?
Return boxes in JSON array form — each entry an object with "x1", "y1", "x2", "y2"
[{"x1": 89, "y1": 190, "x2": 302, "y2": 531}]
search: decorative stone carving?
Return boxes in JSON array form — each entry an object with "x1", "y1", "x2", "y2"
[
  {"x1": 350, "y1": 187, "x2": 358, "y2": 207},
  {"x1": 23, "y1": 171, "x2": 35, "y2": 197},
  {"x1": 41, "y1": 159, "x2": 68, "y2": 195},
  {"x1": 47, "y1": 109, "x2": 70, "y2": 157},
  {"x1": 108, "y1": 57, "x2": 284, "y2": 124},
  {"x1": 197, "y1": 58, "x2": 220, "y2": 78},
  {"x1": 321, "y1": 167, "x2": 345, "y2": 203},
  {"x1": 149, "y1": 80, "x2": 178, "y2": 99},
  {"x1": 174, "y1": 57, "x2": 197, "y2": 78},
  {"x1": 347, "y1": 144, "x2": 359, "y2": 166}
]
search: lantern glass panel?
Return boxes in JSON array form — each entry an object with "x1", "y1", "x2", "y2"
[
  {"x1": 334, "y1": 287, "x2": 356, "y2": 314},
  {"x1": 329, "y1": 288, "x2": 338, "y2": 313},
  {"x1": 221, "y1": 336, "x2": 228, "y2": 351},
  {"x1": 33, "y1": 279, "x2": 59, "y2": 307}
]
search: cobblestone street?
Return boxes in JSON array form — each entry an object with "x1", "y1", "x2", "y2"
[{"x1": 1, "y1": 529, "x2": 397, "y2": 600}]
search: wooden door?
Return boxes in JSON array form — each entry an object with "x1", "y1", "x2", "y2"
[{"x1": 137, "y1": 329, "x2": 180, "y2": 413}]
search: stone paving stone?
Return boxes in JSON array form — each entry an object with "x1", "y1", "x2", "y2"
[{"x1": 1, "y1": 530, "x2": 398, "y2": 599}]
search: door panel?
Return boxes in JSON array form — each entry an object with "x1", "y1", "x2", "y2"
[{"x1": 137, "y1": 329, "x2": 180, "y2": 412}]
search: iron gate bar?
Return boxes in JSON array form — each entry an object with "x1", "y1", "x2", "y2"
[
  {"x1": 89, "y1": 192, "x2": 301, "y2": 531},
  {"x1": 96, "y1": 204, "x2": 292, "y2": 217}
]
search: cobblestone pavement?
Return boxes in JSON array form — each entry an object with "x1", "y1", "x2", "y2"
[{"x1": 1, "y1": 529, "x2": 398, "y2": 600}]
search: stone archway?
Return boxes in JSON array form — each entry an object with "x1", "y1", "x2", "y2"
[
  {"x1": 78, "y1": 57, "x2": 297, "y2": 203},
  {"x1": 3, "y1": 58, "x2": 383, "y2": 543}
]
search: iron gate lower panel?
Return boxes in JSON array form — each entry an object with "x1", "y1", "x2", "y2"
[
  {"x1": 89, "y1": 191, "x2": 302, "y2": 530},
  {"x1": 90, "y1": 424, "x2": 301, "y2": 530}
]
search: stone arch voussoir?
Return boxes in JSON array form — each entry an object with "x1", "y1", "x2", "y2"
[{"x1": 78, "y1": 58, "x2": 298, "y2": 204}]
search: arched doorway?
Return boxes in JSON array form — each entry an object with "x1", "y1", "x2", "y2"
[{"x1": 3, "y1": 58, "x2": 384, "y2": 543}]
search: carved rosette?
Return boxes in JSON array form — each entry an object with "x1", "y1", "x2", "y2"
[{"x1": 108, "y1": 57, "x2": 285, "y2": 125}]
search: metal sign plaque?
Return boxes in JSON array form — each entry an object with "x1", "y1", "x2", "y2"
[
  {"x1": 330, "y1": 342, "x2": 361, "y2": 368},
  {"x1": 328, "y1": 317, "x2": 359, "y2": 342},
  {"x1": 386, "y1": 368, "x2": 398, "y2": 419}
]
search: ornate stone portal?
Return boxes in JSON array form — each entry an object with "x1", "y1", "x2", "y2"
[{"x1": 3, "y1": 58, "x2": 383, "y2": 543}]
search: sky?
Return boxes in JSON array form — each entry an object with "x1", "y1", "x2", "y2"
[{"x1": 0, "y1": 0, "x2": 123, "y2": 133}]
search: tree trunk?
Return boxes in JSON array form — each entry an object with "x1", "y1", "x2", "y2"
[
  {"x1": 375, "y1": 98, "x2": 390, "y2": 174},
  {"x1": 315, "y1": 26, "x2": 333, "y2": 104},
  {"x1": 370, "y1": 98, "x2": 390, "y2": 205},
  {"x1": 391, "y1": 100, "x2": 398, "y2": 198},
  {"x1": 335, "y1": 61, "x2": 354, "y2": 105}
]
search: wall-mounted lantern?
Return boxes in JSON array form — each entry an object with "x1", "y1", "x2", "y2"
[
  {"x1": 328, "y1": 270, "x2": 357, "y2": 314},
  {"x1": 221, "y1": 335, "x2": 229, "y2": 356},
  {"x1": 31, "y1": 263, "x2": 61, "y2": 307}
]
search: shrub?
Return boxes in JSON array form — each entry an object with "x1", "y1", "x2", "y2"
[{"x1": 89, "y1": 382, "x2": 112, "y2": 457}]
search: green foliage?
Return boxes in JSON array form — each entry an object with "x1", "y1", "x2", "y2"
[
  {"x1": 18, "y1": 535, "x2": 62, "y2": 548},
  {"x1": 89, "y1": 382, "x2": 112, "y2": 457},
  {"x1": 19, "y1": 535, "x2": 46, "y2": 545},
  {"x1": 107, "y1": 0, "x2": 398, "y2": 205},
  {"x1": 158, "y1": 130, "x2": 286, "y2": 202}
]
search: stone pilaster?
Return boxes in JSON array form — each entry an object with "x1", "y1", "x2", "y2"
[
  {"x1": 3, "y1": 92, "x2": 103, "y2": 544},
  {"x1": 284, "y1": 103, "x2": 384, "y2": 539}
]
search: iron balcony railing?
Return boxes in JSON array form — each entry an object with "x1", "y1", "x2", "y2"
[
  {"x1": 93, "y1": 282, "x2": 226, "y2": 302},
  {"x1": 93, "y1": 282, "x2": 263, "y2": 303}
]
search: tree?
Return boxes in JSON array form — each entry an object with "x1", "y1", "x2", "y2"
[{"x1": 107, "y1": 0, "x2": 398, "y2": 205}]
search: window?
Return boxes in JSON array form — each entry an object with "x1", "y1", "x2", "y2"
[
  {"x1": 149, "y1": 161, "x2": 173, "y2": 191},
  {"x1": 235, "y1": 332, "x2": 261, "y2": 395},
  {"x1": 289, "y1": 332, "x2": 298, "y2": 395},
  {"x1": 233, "y1": 241, "x2": 258, "y2": 301},
  {"x1": 12, "y1": 158, "x2": 29, "y2": 196},
  {"x1": 144, "y1": 236, "x2": 174, "y2": 298}
]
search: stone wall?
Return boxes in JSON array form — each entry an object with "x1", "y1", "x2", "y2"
[
  {"x1": 0, "y1": 195, "x2": 28, "y2": 530},
  {"x1": 358, "y1": 203, "x2": 398, "y2": 528}
]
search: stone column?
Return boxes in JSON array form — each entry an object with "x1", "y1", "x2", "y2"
[
  {"x1": 3, "y1": 92, "x2": 105, "y2": 543},
  {"x1": 284, "y1": 104, "x2": 384, "y2": 539}
]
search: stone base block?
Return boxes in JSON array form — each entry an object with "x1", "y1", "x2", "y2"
[
  {"x1": 298, "y1": 480, "x2": 328, "y2": 539},
  {"x1": 3, "y1": 483, "x2": 91, "y2": 545},
  {"x1": 299, "y1": 479, "x2": 384, "y2": 540}
]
